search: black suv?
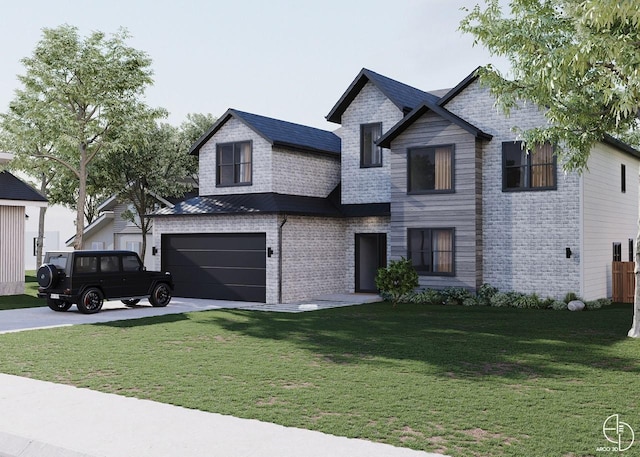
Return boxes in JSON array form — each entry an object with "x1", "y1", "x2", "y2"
[{"x1": 37, "y1": 250, "x2": 174, "y2": 314}]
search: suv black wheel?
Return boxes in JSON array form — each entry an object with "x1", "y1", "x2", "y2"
[
  {"x1": 47, "y1": 299, "x2": 72, "y2": 312},
  {"x1": 37, "y1": 264, "x2": 59, "y2": 289},
  {"x1": 77, "y1": 288, "x2": 104, "y2": 314},
  {"x1": 149, "y1": 283, "x2": 171, "y2": 307}
]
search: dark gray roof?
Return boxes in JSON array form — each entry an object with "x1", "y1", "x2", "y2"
[
  {"x1": 190, "y1": 109, "x2": 341, "y2": 157},
  {"x1": 152, "y1": 190, "x2": 390, "y2": 219},
  {"x1": 326, "y1": 68, "x2": 440, "y2": 124},
  {"x1": 0, "y1": 171, "x2": 47, "y2": 203},
  {"x1": 377, "y1": 100, "x2": 493, "y2": 149}
]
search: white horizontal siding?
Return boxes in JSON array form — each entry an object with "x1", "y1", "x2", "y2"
[{"x1": 582, "y1": 143, "x2": 639, "y2": 300}]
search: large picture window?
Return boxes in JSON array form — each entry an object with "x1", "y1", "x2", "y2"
[
  {"x1": 407, "y1": 145, "x2": 454, "y2": 193},
  {"x1": 503, "y1": 141, "x2": 556, "y2": 191},
  {"x1": 408, "y1": 228, "x2": 454, "y2": 275},
  {"x1": 217, "y1": 141, "x2": 252, "y2": 186},
  {"x1": 361, "y1": 123, "x2": 382, "y2": 167}
]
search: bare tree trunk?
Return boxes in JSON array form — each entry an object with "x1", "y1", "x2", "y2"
[
  {"x1": 74, "y1": 146, "x2": 87, "y2": 250},
  {"x1": 36, "y1": 174, "x2": 48, "y2": 266},
  {"x1": 628, "y1": 224, "x2": 640, "y2": 337}
]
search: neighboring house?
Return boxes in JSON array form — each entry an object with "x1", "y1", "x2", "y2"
[
  {"x1": 0, "y1": 153, "x2": 48, "y2": 295},
  {"x1": 68, "y1": 193, "x2": 190, "y2": 267},
  {"x1": 151, "y1": 68, "x2": 640, "y2": 304}
]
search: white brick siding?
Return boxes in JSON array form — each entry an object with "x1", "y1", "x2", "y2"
[
  {"x1": 198, "y1": 118, "x2": 341, "y2": 199},
  {"x1": 339, "y1": 82, "x2": 402, "y2": 204},
  {"x1": 280, "y1": 216, "x2": 348, "y2": 302},
  {"x1": 445, "y1": 81, "x2": 581, "y2": 299},
  {"x1": 272, "y1": 148, "x2": 340, "y2": 198},
  {"x1": 198, "y1": 118, "x2": 273, "y2": 196}
]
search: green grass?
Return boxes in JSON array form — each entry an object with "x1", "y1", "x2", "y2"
[
  {"x1": 0, "y1": 303, "x2": 638, "y2": 456},
  {"x1": 0, "y1": 271, "x2": 44, "y2": 310}
]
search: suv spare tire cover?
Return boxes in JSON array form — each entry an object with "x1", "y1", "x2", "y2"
[{"x1": 37, "y1": 264, "x2": 59, "y2": 289}]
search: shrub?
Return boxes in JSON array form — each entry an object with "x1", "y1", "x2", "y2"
[
  {"x1": 440, "y1": 287, "x2": 474, "y2": 306},
  {"x1": 375, "y1": 258, "x2": 419, "y2": 307},
  {"x1": 550, "y1": 300, "x2": 568, "y2": 310},
  {"x1": 585, "y1": 298, "x2": 611, "y2": 310},
  {"x1": 409, "y1": 289, "x2": 444, "y2": 305},
  {"x1": 490, "y1": 292, "x2": 514, "y2": 307},
  {"x1": 476, "y1": 283, "x2": 498, "y2": 306},
  {"x1": 563, "y1": 292, "x2": 582, "y2": 304}
]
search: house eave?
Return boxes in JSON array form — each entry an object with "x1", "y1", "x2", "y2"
[{"x1": 0, "y1": 199, "x2": 48, "y2": 208}]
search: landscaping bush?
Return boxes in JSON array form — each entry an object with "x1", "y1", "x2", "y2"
[
  {"x1": 400, "y1": 283, "x2": 611, "y2": 312},
  {"x1": 375, "y1": 258, "x2": 419, "y2": 307}
]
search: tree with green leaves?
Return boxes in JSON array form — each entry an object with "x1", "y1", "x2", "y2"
[
  {"x1": 0, "y1": 24, "x2": 161, "y2": 250},
  {"x1": 100, "y1": 113, "x2": 214, "y2": 263},
  {"x1": 460, "y1": 0, "x2": 640, "y2": 336}
]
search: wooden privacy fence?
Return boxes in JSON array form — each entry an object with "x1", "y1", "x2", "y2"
[{"x1": 612, "y1": 261, "x2": 635, "y2": 303}]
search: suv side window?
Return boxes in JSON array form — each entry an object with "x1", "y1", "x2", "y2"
[
  {"x1": 122, "y1": 255, "x2": 142, "y2": 272},
  {"x1": 100, "y1": 256, "x2": 120, "y2": 273},
  {"x1": 75, "y1": 256, "x2": 97, "y2": 274}
]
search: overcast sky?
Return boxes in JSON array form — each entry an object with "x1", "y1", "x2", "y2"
[
  {"x1": 3, "y1": 0, "x2": 510, "y2": 252},
  {"x1": 0, "y1": 0, "x2": 508, "y2": 131}
]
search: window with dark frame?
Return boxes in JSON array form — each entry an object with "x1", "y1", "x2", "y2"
[
  {"x1": 613, "y1": 242, "x2": 622, "y2": 262},
  {"x1": 216, "y1": 141, "x2": 252, "y2": 186},
  {"x1": 629, "y1": 239, "x2": 634, "y2": 262},
  {"x1": 621, "y1": 164, "x2": 626, "y2": 193},
  {"x1": 407, "y1": 228, "x2": 454, "y2": 275},
  {"x1": 407, "y1": 145, "x2": 454, "y2": 194},
  {"x1": 360, "y1": 123, "x2": 382, "y2": 167},
  {"x1": 502, "y1": 141, "x2": 556, "y2": 191}
]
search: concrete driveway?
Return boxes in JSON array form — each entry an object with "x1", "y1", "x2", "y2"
[{"x1": 0, "y1": 294, "x2": 382, "y2": 334}]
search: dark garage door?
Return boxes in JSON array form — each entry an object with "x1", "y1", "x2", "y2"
[{"x1": 161, "y1": 233, "x2": 266, "y2": 302}]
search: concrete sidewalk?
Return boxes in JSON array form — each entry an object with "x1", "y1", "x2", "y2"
[
  {"x1": 0, "y1": 374, "x2": 447, "y2": 457},
  {"x1": 0, "y1": 295, "x2": 450, "y2": 456}
]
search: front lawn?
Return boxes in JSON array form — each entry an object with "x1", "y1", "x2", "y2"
[
  {"x1": 0, "y1": 271, "x2": 43, "y2": 310},
  {"x1": 0, "y1": 303, "x2": 637, "y2": 456}
]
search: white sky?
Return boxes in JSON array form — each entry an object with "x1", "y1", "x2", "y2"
[
  {"x1": 2, "y1": 0, "x2": 509, "y2": 253},
  {"x1": 0, "y1": 0, "x2": 508, "y2": 130}
]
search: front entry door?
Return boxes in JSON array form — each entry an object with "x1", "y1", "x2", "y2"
[{"x1": 355, "y1": 233, "x2": 387, "y2": 293}]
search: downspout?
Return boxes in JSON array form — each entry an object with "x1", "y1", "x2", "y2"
[{"x1": 278, "y1": 215, "x2": 288, "y2": 304}]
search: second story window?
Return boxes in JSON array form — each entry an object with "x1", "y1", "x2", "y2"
[
  {"x1": 361, "y1": 123, "x2": 382, "y2": 167},
  {"x1": 217, "y1": 141, "x2": 252, "y2": 187},
  {"x1": 407, "y1": 145, "x2": 454, "y2": 194},
  {"x1": 503, "y1": 141, "x2": 556, "y2": 191}
]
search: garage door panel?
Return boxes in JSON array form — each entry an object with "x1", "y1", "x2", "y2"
[
  {"x1": 171, "y1": 281, "x2": 266, "y2": 302},
  {"x1": 161, "y1": 233, "x2": 267, "y2": 302},
  {"x1": 165, "y1": 250, "x2": 266, "y2": 269},
  {"x1": 170, "y1": 265, "x2": 265, "y2": 286},
  {"x1": 165, "y1": 233, "x2": 265, "y2": 251}
]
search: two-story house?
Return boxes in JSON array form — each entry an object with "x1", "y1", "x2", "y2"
[{"x1": 151, "y1": 68, "x2": 640, "y2": 304}]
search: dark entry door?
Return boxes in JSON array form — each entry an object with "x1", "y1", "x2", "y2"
[
  {"x1": 161, "y1": 233, "x2": 266, "y2": 302},
  {"x1": 355, "y1": 233, "x2": 387, "y2": 293}
]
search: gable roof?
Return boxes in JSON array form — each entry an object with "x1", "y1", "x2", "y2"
[
  {"x1": 190, "y1": 109, "x2": 341, "y2": 157},
  {"x1": 377, "y1": 99, "x2": 493, "y2": 149},
  {"x1": 326, "y1": 68, "x2": 440, "y2": 124},
  {"x1": 0, "y1": 171, "x2": 47, "y2": 204},
  {"x1": 437, "y1": 67, "x2": 481, "y2": 107}
]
